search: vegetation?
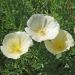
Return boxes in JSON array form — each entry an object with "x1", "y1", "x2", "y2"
[{"x1": 0, "y1": 0, "x2": 75, "y2": 75}]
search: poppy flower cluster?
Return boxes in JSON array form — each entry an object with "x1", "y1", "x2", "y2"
[{"x1": 0, "y1": 14, "x2": 74, "y2": 59}]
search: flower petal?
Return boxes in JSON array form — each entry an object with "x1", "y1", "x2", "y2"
[
  {"x1": 64, "y1": 30, "x2": 74, "y2": 50},
  {"x1": 44, "y1": 16, "x2": 60, "y2": 39},
  {"x1": 74, "y1": 27, "x2": 75, "y2": 33},
  {"x1": 26, "y1": 14, "x2": 60, "y2": 42},
  {"x1": 44, "y1": 30, "x2": 74, "y2": 55},
  {"x1": 25, "y1": 27, "x2": 49, "y2": 42},
  {"x1": 1, "y1": 31, "x2": 33, "y2": 59},
  {"x1": 1, "y1": 46, "x2": 21, "y2": 59},
  {"x1": 27, "y1": 14, "x2": 45, "y2": 31},
  {"x1": 17, "y1": 32, "x2": 33, "y2": 52}
]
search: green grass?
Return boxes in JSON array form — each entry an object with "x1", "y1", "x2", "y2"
[{"x1": 0, "y1": 0, "x2": 75, "y2": 75}]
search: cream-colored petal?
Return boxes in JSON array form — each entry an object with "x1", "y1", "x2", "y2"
[
  {"x1": 74, "y1": 27, "x2": 75, "y2": 33},
  {"x1": 2, "y1": 33, "x2": 18, "y2": 47},
  {"x1": 1, "y1": 46, "x2": 21, "y2": 59},
  {"x1": 26, "y1": 14, "x2": 60, "y2": 42},
  {"x1": 44, "y1": 15, "x2": 54, "y2": 26},
  {"x1": 17, "y1": 32, "x2": 33, "y2": 52},
  {"x1": 64, "y1": 30, "x2": 74, "y2": 50},
  {"x1": 1, "y1": 31, "x2": 33, "y2": 59},
  {"x1": 44, "y1": 16, "x2": 60, "y2": 39},
  {"x1": 27, "y1": 14, "x2": 45, "y2": 31},
  {"x1": 44, "y1": 40, "x2": 61, "y2": 55},
  {"x1": 25, "y1": 27, "x2": 49, "y2": 42},
  {"x1": 44, "y1": 30, "x2": 74, "y2": 55}
]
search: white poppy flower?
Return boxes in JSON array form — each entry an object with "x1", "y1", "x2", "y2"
[
  {"x1": 44, "y1": 30, "x2": 74, "y2": 55},
  {"x1": 25, "y1": 14, "x2": 60, "y2": 42},
  {"x1": 1, "y1": 31, "x2": 33, "y2": 59}
]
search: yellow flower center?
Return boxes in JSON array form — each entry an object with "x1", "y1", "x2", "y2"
[
  {"x1": 8, "y1": 39, "x2": 21, "y2": 54},
  {"x1": 51, "y1": 39, "x2": 67, "y2": 52},
  {"x1": 34, "y1": 27, "x2": 45, "y2": 36}
]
